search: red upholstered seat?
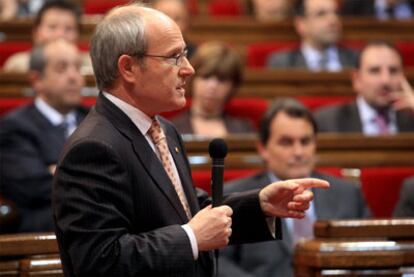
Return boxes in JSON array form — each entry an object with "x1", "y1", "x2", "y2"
[
  {"x1": 360, "y1": 167, "x2": 414, "y2": 218},
  {"x1": 83, "y1": 0, "x2": 129, "y2": 14},
  {"x1": 0, "y1": 41, "x2": 32, "y2": 66},
  {"x1": 296, "y1": 96, "x2": 354, "y2": 111},
  {"x1": 208, "y1": 0, "x2": 245, "y2": 16},
  {"x1": 246, "y1": 41, "x2": 299, "y2": 68},
  {"x1": 192, "y1": 169, "x2": 259, "y2": 194},
  {"x1": 396, "y1": 41, "x2": 414, "y2": 67}
]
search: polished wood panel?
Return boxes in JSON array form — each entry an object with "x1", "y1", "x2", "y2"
[
  {"x1": 1, "y1": 17, "x2": 414, "y2": 44},
  {"x1": 314, "y1": 219, "x2": 414, "y2": 240},
  {"x1": 184, "y1": 133, "x2": 414, "y2": 169},
  {"x1": 2, "y1": 70, "x2": 414, "y2": 99}
]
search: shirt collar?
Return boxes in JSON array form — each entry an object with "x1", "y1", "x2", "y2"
[
  {"x1": 301, "y1": 44, "x2": 340, "y2": 71},
  {"x1": 102, "y1": 92, "x2": 153, "y2": 136},
  {"x1": 34, "y1": 97, "x2": 77, "y2": 126}
]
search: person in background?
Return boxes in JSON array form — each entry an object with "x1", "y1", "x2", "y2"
[
  {"x1": 393, "y1": 176, "x2": 414, "y2": 217},
  {"x1": 171, "y1": 41, "x2": 254, "y2": 138},
  {"x1": 267, "y1": 0, "x2": 358, "y2": 72},
  {"x1": 219, "y1": 98, "x2": 370, "y2": 277},
  {"x1": 0, "y1": 39, "x2": 87, "y2": 232},
  {"x1": 0, "y1": 0, "x2": 17, "y2": 20},
  {"x1": 3, "y1": 0, "x2": 92, "y2": 74},
  {"x1": 152, "y1": 0, "x2": 196, "y2": 58},
  {"x1": 52, "y1": 3, "x2": 329, "y2": 276},
  {"x1": 342, "y1": 0, "x2": 413, "y2": 20},
  {"x1": 248, "y1": 0, "x2": 293, "y2": 21},
  {"x1": 315, "y1": 41, "x2": 414, "y2": 135}
]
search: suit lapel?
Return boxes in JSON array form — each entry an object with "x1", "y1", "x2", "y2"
[{"x1": 95, "y1": 94, "x2": 189, "y2": 222}]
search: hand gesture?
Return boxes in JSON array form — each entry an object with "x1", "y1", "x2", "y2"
[
  {"x1": 188, "y1": 205, "x2": 233, "y2": 251},
  {"x1": 392, "y1": 77, "x2": 414, "y2": 115},
  {"x1": 259, "y1": 178, "x2": 329, "y2": 218}
]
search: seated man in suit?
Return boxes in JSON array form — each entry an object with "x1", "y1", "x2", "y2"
[
  {"x1": 266, "y1": 0, "x2": 358, "y2": 72},
  {"x1": 315, "y1": 41, "x2": 414, "y2": 135},
  {"x1": 342, "y1": 0, "x2": 413, "y2": 20},
  {"x1": 3, "y1": 0, "x2": 92, "y2": 74},
  {"x1": 393, "y1": 176, "x2": 414, "y2": 217},
  {"x1": 219, "y1": 98, "x2": 370, "y2": 277},
  {"x1": 0, "y1": 39, "x2": 88, "y2": 232}
]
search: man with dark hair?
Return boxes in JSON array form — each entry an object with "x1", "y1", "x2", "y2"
[
  {"x1": 267, "y1": 0, "x2": 358, "y2": 71},
  {"x1": 52, "y1": 3, "x2": 329, "y2": 276},
  {"x1": 3, "y1": 0, "x2": 91, "y2": 73},
  {"x1": 315, "y1": 41, "x2": 414, "y2": 134},
  {"x1": 0, "y1": 39, "x2": 87, "y2": 232},
  {"x1": 219, "y1": 98, "x2": 370, "y2": 277}
]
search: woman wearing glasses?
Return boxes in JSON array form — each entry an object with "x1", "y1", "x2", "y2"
[{"x1": 172, "y1": 41, "x2": 254, "y2": 138}]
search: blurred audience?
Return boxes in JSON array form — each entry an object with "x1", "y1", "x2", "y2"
[
  {"x1": 219, "y1": 98, "x2": 370, "y2": 277},
  {"x1": 171, "y1": 41, "x2": 254, "y2": 137},
  {"x1": 3, "y1": 0, "x2": 93, "y2": 74},
  {"x1": 393, "y1": 175, "x2": 414, "y2": 217},
  {"x1": 1, "y1": 0, "x2": 17, "y2": 20},
  {"x1": 267, "y1": 0, "x2": 358, "y2": 71},
  {"x1": 342, "y1": 0, "x2": 413, "y2": 20},
  {"x1": 0, "y1": 39, "x2": 88, "y2": 232},
  {"x1": 248, "y1": 0, "x2": 293, "y2": 21},
  {"x1": 152, "y1": 0, "x2": 196, "y2": 58},
  {"x1": 315, "y1": 41, "x2": 414, "y2": 135}
]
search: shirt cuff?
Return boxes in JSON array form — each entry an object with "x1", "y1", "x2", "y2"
[
  {"x1": 266, "y1": 217, "x2": 276, "y2": 238},
  {"x1": 181, "y1": 224, "x2": 199, "y2": 260}
]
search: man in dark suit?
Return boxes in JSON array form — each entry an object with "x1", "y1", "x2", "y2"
[
  {"x1": 52, "y1": 3, "x2": 329, "y2": 277},
  {"x1": 342, "y1": 0, "x2": 413, "y2": 20},
  {"x1": 267, "y1": 0, "x2": 358, "y2": 72},
  {"x1": 219, "y1": 99, "x2": 370, "y2": 277},
  {"x1": 0, "y1": 39, "x2": 87, "y2": 232},
  {"x1": 315, "y1": 41, "x2": 414, "y2": 135},
  {"x1": 393, "y1": 176, "x2": 414, "y2": 217}
]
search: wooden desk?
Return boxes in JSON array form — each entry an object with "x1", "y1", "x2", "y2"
[
  {"x1": 184, "y1": 133, "x2": 414, "y2": 169},
  {"x1": 2, "y1": 70, "x2": 414, "y2": 99},
  {"x1": 0, "y1": 233, "x2": 62, "y2": 277},
  {"x1": 1, "y1": 17, "x2": 414, "y2": 44}
]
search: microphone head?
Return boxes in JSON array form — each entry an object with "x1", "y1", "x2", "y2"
[{"x1": 208, "y1": 138, "x2": 228, "y2": 159}]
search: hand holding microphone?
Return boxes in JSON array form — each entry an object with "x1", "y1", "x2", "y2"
[{"x1": 188, "y1": 138, "x2": 233, "y2": 251}]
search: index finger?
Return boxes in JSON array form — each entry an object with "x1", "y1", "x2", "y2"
[
  {"x1": 400, "y1": 77, "x2": 413, "y2": 95},
  {"x1": 291, "y1": 178, "x2": 330, "y2": 190}
]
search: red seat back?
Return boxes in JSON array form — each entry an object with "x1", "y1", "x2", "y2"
[
  {"x1": 0, "y1": 41, "x2": 32, "y2": 66},
  {"x1": 360, "y1": 167, "x2": 414, "y2": 218},
  {"x1": 208, "y1": 0, "x2": 245, "y2": 17},
  {"x1": 192, "y1": 169, "x2": 259, "y2": 194}
]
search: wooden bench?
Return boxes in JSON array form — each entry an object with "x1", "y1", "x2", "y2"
[
  {"x1": 1, "y1": 17, "x2": 414, "y2": 44},
  {"x1": 294, "y1": 219, "x2": 414, "y2": 276},
  {"x1": 2, "y1": 69, "x2": 414, "y2": 99},
  {"x1": 0, "y1": 233, "x2": 62, "y2": 277}
]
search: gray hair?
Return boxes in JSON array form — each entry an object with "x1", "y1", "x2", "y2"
[
  {"x1": 90, "y1": 6, "x2": 147, "y2": 91},
  {"x1": 29, "y1": 44, "x2": 47, "y2": 75}
]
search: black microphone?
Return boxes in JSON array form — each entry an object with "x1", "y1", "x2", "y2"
[{"x1": 208, "y1": 138, "x2": 228, "y2": 207}]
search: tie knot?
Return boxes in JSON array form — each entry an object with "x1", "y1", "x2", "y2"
[{"x1": 148, "y1": 118, "x2": 165, "y2": 144}]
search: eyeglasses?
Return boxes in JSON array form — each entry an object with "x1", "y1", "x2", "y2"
[{"x1": 136, "y1": 48, "x2": 189, "y2": 66}]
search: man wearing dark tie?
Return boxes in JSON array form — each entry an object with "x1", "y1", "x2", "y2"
[
  {"x1": 0, "y1": 39, "x2": 87, "y2": 232},
  {"x1": 315, "y1": 40, "x2": 414, "y2": 135},
  {"x1": 52, "y1": 3, "x2": 329, "y2": 277}
]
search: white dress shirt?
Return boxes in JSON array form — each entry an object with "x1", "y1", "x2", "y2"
[
  {"x1": 35, "y1": 97, "x2": 78, "y2": 137},
  {"x1": 301, "y1": 44, "x2": 342, "y2": 72}
]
